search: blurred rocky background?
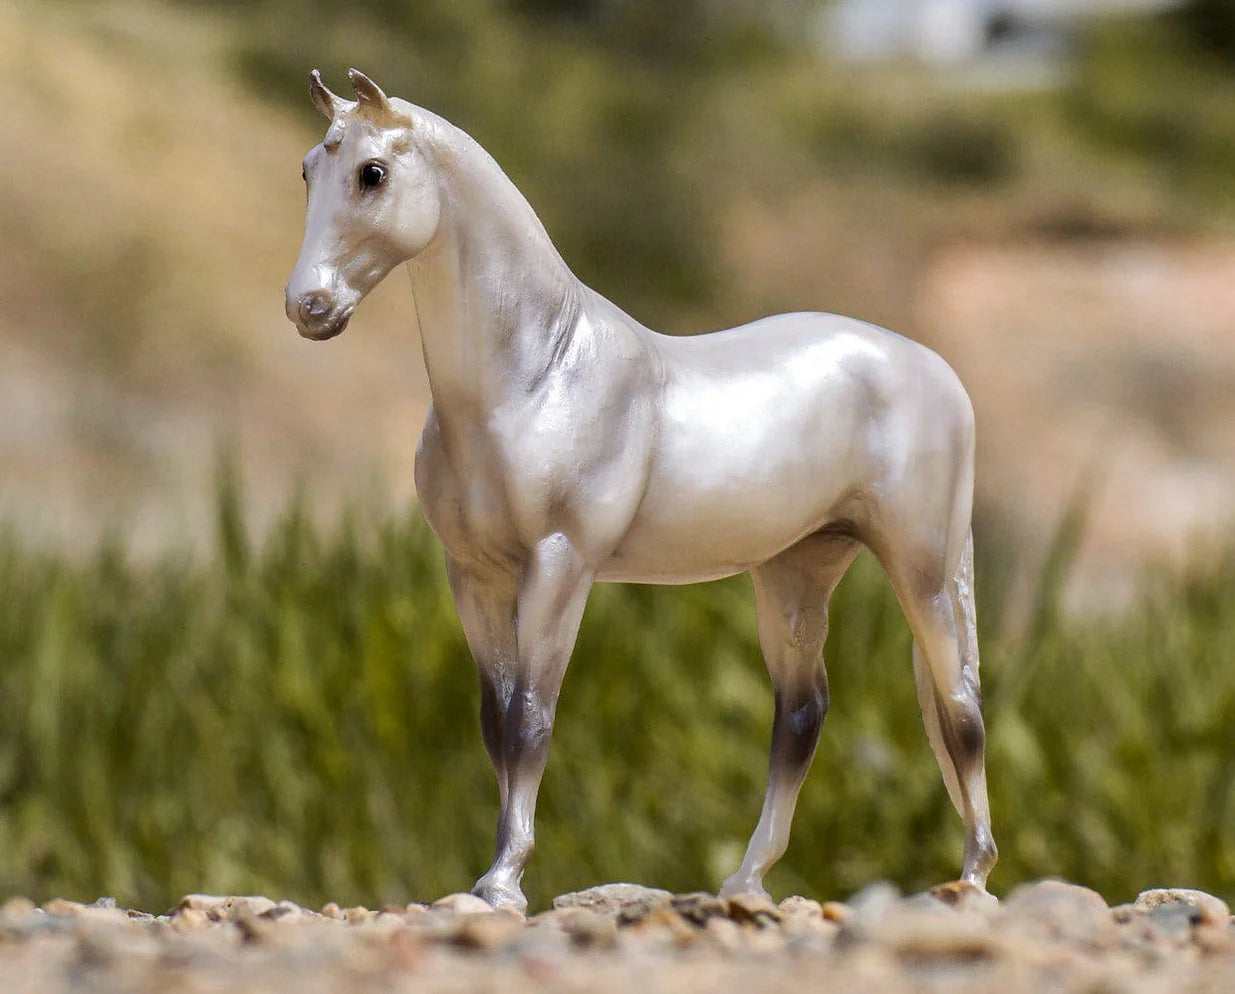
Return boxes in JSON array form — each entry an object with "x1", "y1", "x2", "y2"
[{"x1": 4, "y1": 0, "x2": 1235, "y2": 597}]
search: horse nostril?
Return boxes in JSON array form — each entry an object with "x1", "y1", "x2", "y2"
[{"x1": 298, "y1": 291, "x2": 333, "y2": 323}]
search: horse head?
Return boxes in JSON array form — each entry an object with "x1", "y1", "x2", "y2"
[{"x1": 285, "y1": 69, "x2": 441, "y2": 340}]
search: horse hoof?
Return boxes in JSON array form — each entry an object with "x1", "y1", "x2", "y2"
[
  {"x1": 472, "y1": 878, "x2": 529, "y2": 915},
  {"x1": 930, "y1": 879, "x2": 998, "y2": 911},
  {"x1": 717, "y1": 876, "x2": 772, "y2": 903}
]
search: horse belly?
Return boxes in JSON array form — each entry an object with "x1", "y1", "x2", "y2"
[{"x1": 600, "y1": 382, "x2": 869, "y2": 584}]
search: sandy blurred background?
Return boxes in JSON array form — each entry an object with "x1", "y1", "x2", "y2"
[{"x1": 4, "y1": 0, "x2": 1235, "y2": 603}]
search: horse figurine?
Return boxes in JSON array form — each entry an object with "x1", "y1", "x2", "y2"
[{"x1": 286, "y1": 69, "x2": 997, "y2": 913}]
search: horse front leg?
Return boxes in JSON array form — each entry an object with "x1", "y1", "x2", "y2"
[
  {"x1": 445, "y1": 556, "x2": 519, "y2": 822},
  {"x1": 468, "y1": 533, "x2": 593, "y2": 913}
]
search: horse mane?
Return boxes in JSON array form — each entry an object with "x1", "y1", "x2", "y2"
[{"x1": 396, "y1": 99, "x2": 575, "y2": 281}]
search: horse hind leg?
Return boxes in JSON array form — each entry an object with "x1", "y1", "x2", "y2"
[
  {"x1": 719, "y1": 532, "x2": 859, "y2": 901},
  {"x1": 886, "y1": 529, "x2": 998, "y2": 890}
]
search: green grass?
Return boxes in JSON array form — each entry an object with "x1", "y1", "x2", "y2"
[{"x1": 0, "y1": 481, "x2": 1232, "y2": 913}]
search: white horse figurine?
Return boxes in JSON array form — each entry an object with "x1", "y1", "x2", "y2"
[{"x1": 286, "y1": 69, "x2": 997, "y2": 913}]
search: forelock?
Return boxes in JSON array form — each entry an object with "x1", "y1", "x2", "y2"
[{"x1": 323, "y1": 118, "x2": 348, "y2": 151}]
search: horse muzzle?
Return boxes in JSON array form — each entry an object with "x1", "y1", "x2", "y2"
[{"x1": 286, "y1": 288, "x2": 354, "y2": 341}]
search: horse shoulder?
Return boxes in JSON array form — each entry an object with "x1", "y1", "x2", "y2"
[{"x1": 497, "y1": 316, "x2": 661, "y2": 557}]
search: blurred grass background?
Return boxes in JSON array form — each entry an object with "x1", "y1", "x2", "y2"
[
  {"x1": 0, "y1": 477, "x2": 1231, "y2": 912},
  {"x1": 2, "y1": 0, "x2": 1235, "y2": 911}
]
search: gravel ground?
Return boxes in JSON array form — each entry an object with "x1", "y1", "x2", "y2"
[{"x1": 0, "y1": 881, "x2": 1230, "y2": 993}]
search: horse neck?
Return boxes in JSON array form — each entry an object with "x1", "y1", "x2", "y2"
[{"x1": 408, "y1": 133, "x2": 581, "y2": 417}]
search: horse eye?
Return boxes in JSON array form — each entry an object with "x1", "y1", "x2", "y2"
[{"x1": 359, "y1": 162, "x2": 386, "y2": 190}]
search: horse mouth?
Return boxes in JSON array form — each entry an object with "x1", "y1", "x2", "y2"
[{"x1": 298, "y1": 307, "x2": 353, "y2": 341}]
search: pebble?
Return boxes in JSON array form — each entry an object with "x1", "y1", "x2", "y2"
[
  {"x1": 821, "y1": 901, "x2": 854, "y2": 924},
  {"x1": 0, "y1": 898, "x2": 38, "y2": 922},
  {"x1": 0, "y1": 882, "x2": 1227, "y2": 994},
  {"x1": 670, "y1": 892, "x2": 729, "y2": 926},
  {"x1": 432, "y1": 893, "x2": 496, "y2": 916},
  {"x1": 725, "y1": 892, "x2": 781, "y2": 927},
  {"x1": 554, "y1": 883, "x2": 672, "y2": 921},
  {"x1": 1001, "y1": 879, "x2": 1116, "y2": 948},
  {"x1": 848, "y1": 882, "x2": 901, "y2": 919},
  {"x1": 1134, "y1": 888, "x2": 1231, "y2": 927},
  {"x1": 928, "y1": 880, "x2": 1000, "y2": 916},
  {"x1": 170, "y1": 907, "x2": 208, "y2": 932},
  {"x1": 258, "y1": 901, "x2": 303, "y2": 924},
  {"x1": 779, "y1": 895, "x2": 823, "y2": 918},
  {"x1": 42, "y1": 899, "x2": 85, "y2": 916},
  {"x1": 343, "y1": 906, "x2": 373, "y2": 925},
  {"x1": 558, "y1": 910, "x2": 618, "y2": 949}
]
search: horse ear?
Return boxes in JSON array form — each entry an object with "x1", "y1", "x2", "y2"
[
  {"x1": 309, "y1": 69, "x2": 344, "y2": 121},
  {"x1": 347, "y1": 68, "x2": 406, "y2": 126}
]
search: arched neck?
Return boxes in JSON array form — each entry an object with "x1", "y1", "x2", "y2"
[{"x1": 407, "y1": 128, "x2": 582, "y2": 417}]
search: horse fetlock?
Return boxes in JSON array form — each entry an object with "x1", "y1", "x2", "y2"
[{"x1": 964, "y1": 825, "x2": 998, "y2": 878}]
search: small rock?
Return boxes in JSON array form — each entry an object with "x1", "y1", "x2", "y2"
[
  {"x1": 561, "y1": 909, "x2": 617, "y2": 949},
  {"x1": 1005, "y1": 880, "x2": 1108, "y2": 913},
  {"x1": 821, "y1": 901, "x2": 854, "y2": 924},
  {"x1": 1110, "y1": 903, "x2": 1139, "y2": 924},
  {"x1": 452, "y1": 912, "x2": 525, "y2": 949},
  {"x1": 703, "y1": 916, "x2": 743, "y2": 951},
  {"x1": 258, "y1": 902, "x2": 303, "y2": 924},
  {"x1": 845, "y1": 903, "x2": 997, "y2": 961},
  {"x1": 928, "y1": 881, "x2": 999, "y2": 916},
  {"x1": 671, "y1": 892, "x2": 728, "y2": 927},
  {"x1": 782, "y1": 914, "x2": 840, "y2": 943},
  {"x1": 207, "y1": 897, "x2": 277, "y2": 923},
  {"x1": 76, "y1": 906, "x2": 131, "y2": 928},
  {"x1": 432, "y1": 893, "x2": 496, "y2": 916},
  {"x1": 177, "y1": 895, "x2": 229, "y2": 914},
  {"x1": 356, "y1": 911, "x2": 407, "y2": 940},
  {"x1": 726, "y1": 893, "x2": 781, "y2": 927},
  {"x1": 848, "y1": 882, "x2": 901, "y2": 919},
  {"x1": 553, "y1": 883, "x2": 673, "y2": 919},
  {"x1": 171, "y1": 907, "x2": 208, "y2": 932},
  {"x1": 779, "y1": 895, "x2": 823, "y2": 918},
  {"x1": 625, "y1": 907, "x2": 695, "y2": 944},
  {"x1": 746, "y1": 927, "x2": 789, "y2": 954},
  {"x1": 344, "y1": 906, "x2": 374, "y2": 925},
  {"x1": 1146, "y1": 902, "x2": 1199, "y2": 943},
  {"x1": 230, "y1": 905, "x2": 273, "y2": 944},
  {"x1": 1002, "y1": 880, "x2": 1115, "y2": 949},
  {"x1": 0, "y1": 897, "x2": 38, "y2": 922},
  {"x1": 43, "y1": 898, "x2": 85, "y2": 916},
  {"x1": 1134, "y1": 889, "x2": 1230, "y2": 927}
]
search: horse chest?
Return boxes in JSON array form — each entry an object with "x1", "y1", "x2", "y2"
[{"x1": 413, "y1": 411, "x2": 530, "y2": 571}]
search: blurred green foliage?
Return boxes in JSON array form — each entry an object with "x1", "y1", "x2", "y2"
[
  {"x1": 1174, "y1": 0, "x2": 1235, "y2": 65},
  {"x1": 0, "y1": 482, "x2": 1231, "y2": 912},
  {"x1": 1068, "y1": 9, "x2": 1235, "y2": 201}
]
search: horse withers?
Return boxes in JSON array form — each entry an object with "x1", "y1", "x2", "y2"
[{"x1": 285, "y1": 69, "x2": 997, "y2": 913}]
